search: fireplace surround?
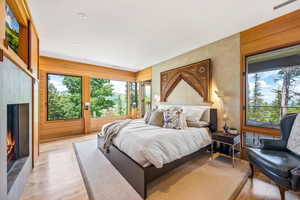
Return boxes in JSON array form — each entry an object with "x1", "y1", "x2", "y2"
[{"x1": 0, "y1": 57, "x2": 32, "y2": 200}]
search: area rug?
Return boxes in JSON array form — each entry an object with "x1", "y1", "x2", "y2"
[{"x1": 74, "y1": 140, "x2": 249, "y2": 200}]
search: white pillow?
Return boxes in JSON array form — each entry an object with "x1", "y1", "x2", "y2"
[
  {"x1": 287, "y1": 114, "x2": 300, "y2": 155},
  {"x1": 187, "y1": 120, "x2": 209, "y2": 128},
  {"x1": 183, "y1": 108, "x2": 206, "y2": 122}
]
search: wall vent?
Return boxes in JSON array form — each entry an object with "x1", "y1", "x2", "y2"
[{"x1": 274, "y1": 0, "x2": 298, "y2": 10}]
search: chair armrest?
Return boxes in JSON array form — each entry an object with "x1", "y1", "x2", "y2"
[
  {"x1": 291, "y1": 166, "x2": 300, "y2": 191},
  {"x1": 260, "y1": 139, "x2": 286, "y2": 151}
]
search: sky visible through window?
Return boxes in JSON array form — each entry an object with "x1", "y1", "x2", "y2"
[
  {"x1": 248, "y1": 69, "x2": 300, "y2": 104},
  {"x1": 5, "y1": 4, "x2": 19, "y2": 33}
]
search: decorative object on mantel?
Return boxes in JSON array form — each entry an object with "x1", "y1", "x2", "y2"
[{"x1": 160, "y1": 59, "x2": 211, "y2": 102}]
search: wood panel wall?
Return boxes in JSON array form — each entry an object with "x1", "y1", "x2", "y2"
[
  {"x1": 39, "y1": 56, "x2": 136, "y2": 142},
  {"x1": 136, "y1": 67, "x2": 152, "y2": 82},
  {"x1": 40, "y1": 56, "x2": 136, "y2": 81},
  {"x1": 240, "y1": 9, "x2": 300, "y2": 156}
]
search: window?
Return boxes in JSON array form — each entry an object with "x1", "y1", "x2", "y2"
[
  {"x1": 141, "y1": 81, "x2": 152, "y2": 116},
  {"x1": 5, "y1": 3, "x2": 20, "y2": 54},
  {"x1": 130, "y1": 82, "x2": 138, "y2": 112},
  {"x1": 90, "y1": 78, "x2": 128, "y2": 118},
  {"x1": 246, "y1": 44, "x2": 300, "y2": 129},
  {"x1": 47, "y1": 74, "x2": 82, "y2": 120}
]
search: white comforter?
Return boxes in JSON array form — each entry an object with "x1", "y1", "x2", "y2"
[{"x1": 105, "y1": 119, "x2": 211, "y2": 168}]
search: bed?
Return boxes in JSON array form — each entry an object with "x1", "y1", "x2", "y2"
[{"x1": 97, "y1": 106, "x2": 217, "y2": 199}]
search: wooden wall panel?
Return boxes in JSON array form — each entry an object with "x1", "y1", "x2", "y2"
[
  {"x1": 136, "y1": 67, "x2": 152, "y2": 82},
  {"x1": 40, "y1": 56, "x2": 136, "y2": 81},
  {"x1": 0, "y1": 0, "x2": 5, "y2": 43},
  {"x1": 39, "y1": 57, "x2": 136, "y2": 142},
  {"x1": 90, "y1": 116, "x2": 128, "y2": 133},
  {"x1": 240, "y1": 9, "x2": 300, "y2": 140},
  {"x1": 241, "y1": 9, "x2": 300, "y2": 56}
]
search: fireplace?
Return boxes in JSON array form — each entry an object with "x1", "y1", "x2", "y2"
[
  {"x1": 0, "y1": 57, "x2": 33, "y2": 200},
  {"x1": 6, "y1": 104, "x2": 30, "y2": 191}
]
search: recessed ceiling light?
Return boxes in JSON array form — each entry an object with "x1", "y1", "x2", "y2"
[{"x1": 77, "y1": 12, "x2": 88, "y2": 19}]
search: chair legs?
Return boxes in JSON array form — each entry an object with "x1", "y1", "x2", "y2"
[
  {"x1": 277, "y1": 185, "x2": 287, "y2": 200},
  {"x1": 248, "y1": 162, "x2": 287, "y2": 200},
  {"x1": 249, "y1": 163, "x2": 254, "y2": 179}
]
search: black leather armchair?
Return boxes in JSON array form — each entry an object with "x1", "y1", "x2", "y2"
[{"x1": 246, "y1": 113, "x2": 300, "y2": 200}]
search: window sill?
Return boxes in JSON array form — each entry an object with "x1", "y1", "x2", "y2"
[{"x1": 241, "y1": 125, "x2": 280, "y2": 136}]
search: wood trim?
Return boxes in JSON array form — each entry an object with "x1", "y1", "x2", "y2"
[
  {"x1": 160, "y1": 59, "x2": 211, "y2": 102},
  {"x1": 242, "y1": 126, "x2": 280, "y2": 136},
  {"x1": 6, "y1": 0, "x2": 29, "y2": 26},
  {"x1": 18, "y1": 24, "x2": 29, "y2": 64},
  {"x1": 0, "y1": 0, "x2": 4, "y2": 45},
  {"x1": 29, "y1": 21, "x2": 40, "y2": 166}
]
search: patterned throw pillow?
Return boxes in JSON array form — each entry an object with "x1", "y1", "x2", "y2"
[{"x1": 163, "y1": 107, "x2": 187, "y2": 130}]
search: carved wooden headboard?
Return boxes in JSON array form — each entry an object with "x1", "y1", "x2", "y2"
[{"x1": 160, "y1": 59, "x2": 212, "y2": 102}]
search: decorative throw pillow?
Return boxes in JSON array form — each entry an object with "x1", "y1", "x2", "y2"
[
  {"x1": 184, "y1": 108, "x2": 206, "y2": 122},
  {"x1": 187, "y1": 120, "x2": 209, "y2": 128},
  {"x1": 144, "y1": 111, "x2": 151, "y2": 124},
  {"x1": 287, "y1": 114, "x2": 300, "y2": 155},
  {"x1": 163, "y1": 107, "x2": 187, "y2": 130},
  {"x1": 148, "y1": 110, "x2": 164, "y2": 127}
]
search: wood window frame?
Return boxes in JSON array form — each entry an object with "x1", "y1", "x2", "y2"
[
  {"x1": 240, "y1": 42, "x2": 300, "y2": 136},
  {"x1": 239, "y1": 43, "x2": 300, "y2": 158},
  {"x1": 2, "y1": 0, "x2": 30, "y2": 71},
  {"x1": 46, "y1": 73, "x2": 83, "y2": 121}
]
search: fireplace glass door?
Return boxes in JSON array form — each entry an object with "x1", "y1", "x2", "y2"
[{"x1": 7, "y1": 104, "x2": 29, "y2": 172}]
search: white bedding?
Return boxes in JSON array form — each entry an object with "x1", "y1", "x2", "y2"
[{"x1": 107, "y1": 119, "x2": 211, "y2": 168}]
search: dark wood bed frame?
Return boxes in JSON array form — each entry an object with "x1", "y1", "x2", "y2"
[{"x1": 97, "y1": 108, "x2": 217, "y2": 199}]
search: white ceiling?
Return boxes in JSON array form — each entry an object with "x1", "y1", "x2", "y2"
[{"x1": 28, "y1": 0, "x2": 300, "y2": 71}]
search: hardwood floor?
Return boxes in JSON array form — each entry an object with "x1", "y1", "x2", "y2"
[
  {"x1": 21, "y1": 134, "x2": 95, "y2": 200},
  {"x1": 21, "y1": 134, "x2": 299, "y2": 200}
]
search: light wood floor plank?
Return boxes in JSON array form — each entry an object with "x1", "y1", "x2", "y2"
[{"x1": 21, "y1": 134, "x2": 299, "y2": 200}]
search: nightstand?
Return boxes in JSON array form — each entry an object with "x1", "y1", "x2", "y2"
[{"x1": 211, "y1": 131, "x2": 240, "y2": 167}]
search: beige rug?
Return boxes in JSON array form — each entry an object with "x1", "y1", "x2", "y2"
[{"x1": 74, "y1": 140, "x2": 249, "y2": 200}]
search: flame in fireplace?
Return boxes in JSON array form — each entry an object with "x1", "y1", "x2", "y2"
[{"x1": 7, "y1": 131, "x2": 15, "y2": 156}]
